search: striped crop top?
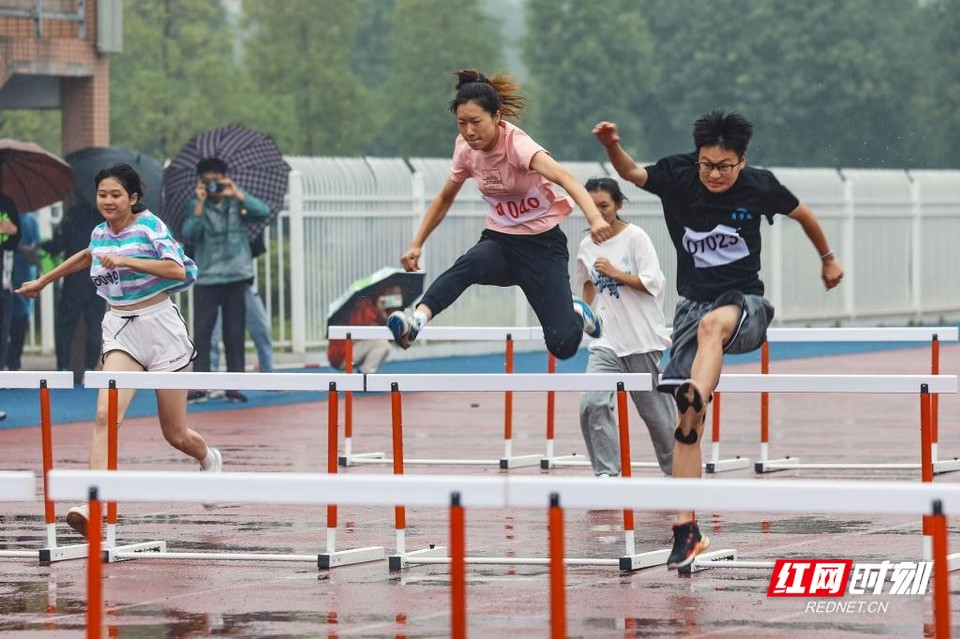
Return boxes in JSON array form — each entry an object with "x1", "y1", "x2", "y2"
[{"x1": 88, "y1": 210, "x2": 198, "y2": 307}]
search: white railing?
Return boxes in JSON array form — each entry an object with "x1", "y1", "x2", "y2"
[{"x1": 21, "y1": 162, "x2": 960, "y2": 359}]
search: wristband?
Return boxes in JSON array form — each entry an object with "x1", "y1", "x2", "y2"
[{"x1": 820, "y1": 249, "x2": 835, "y2": 260}]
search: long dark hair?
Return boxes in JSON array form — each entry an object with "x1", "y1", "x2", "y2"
[
  {"x1": 94, "y1": 163, "x2": 147, "y2": 213},
  {"x1": 448, "y1": 69, "x2": 527, "y2": 120}
]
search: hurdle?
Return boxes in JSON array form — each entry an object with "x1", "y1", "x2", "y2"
[
  {"x1": 82, "y1": 371, "x2": 383, "y2": 567},
  {"x1": 331, "y1": 325, "x2": 563, "y2": 469},
  {"x1": 700, "y1": 373, "x2": 958, "y2": 473},
  {"x1": 365, "y1": 372, "x2": 674, "y2": 571},
  {"x1": 706, "y1": 327, "x2": 959, "y2": 474},
  {"x1": 48, "y1": 471, "x2": 956, "y2": 638},
  {"x1": 0, "y1": 371, "x2": 81, "y2": 562}
]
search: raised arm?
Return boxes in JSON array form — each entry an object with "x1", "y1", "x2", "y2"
[
  {"x1": 593, "y1": 121, "x2": 649, "y2": 188},
  {"x1": 529, "y1": 151, "x2": 613, "y2": 244},
  {"x1": 788, "y1": 203, "x2": 844, "y2": 290},
  {"x1": 401, "y1": 178, "x2": 463, "y2": 272}
]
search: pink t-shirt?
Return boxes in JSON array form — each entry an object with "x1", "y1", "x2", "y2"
[{"x1": 449, "y1": 120, "x2": 574, "y2": 235}]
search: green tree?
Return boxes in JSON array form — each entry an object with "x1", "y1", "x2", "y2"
[
  {"x1": 370, "y1": 0, "x2": 505, "y2": 157},
  {"x1": 914, "y1": 0, "x2": 960, "y2": 166},
  {"x1": 642, "y1": 0, "x2": 926, "y2": 167},
  {"x1": 109, "y1": 0, "x2": 260, "y2": 161},
  {"x1": 0, "y1": 110, "x2": 61, "y2": 154},
  {"x1": 524, "y1": 0, "x2": 658, "y2": 161},
  {"x1": 242, "y1": 0, "x2": 375, "y2": 155}
]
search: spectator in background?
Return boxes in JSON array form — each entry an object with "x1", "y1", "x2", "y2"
[
  {"x1": 181, "y1": 157, "x2": 269, "y2": 404},
  {"x1": 2, "y1": 210, "x2": 40, "y2": 370},
  {"x1": 327, "y1": 283, "x2": 403, "y2": 374},
  {"x1": 0, "y1": 194, "x2": 20, "y2": 421},
  {"x1": 209, "y1": 279, "x2": 274, "y2": 375},
  {"x1": 41, "y1": 195, "x2": 106, "y2": 376}
]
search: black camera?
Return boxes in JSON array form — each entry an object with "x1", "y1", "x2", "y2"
[{"x1": 205, "y1": 180, "x2": 222, "y2": 195}]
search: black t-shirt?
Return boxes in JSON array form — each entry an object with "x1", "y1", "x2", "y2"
[{"x1": 643, "y1": 152, "x2": 799, "y2": 302}]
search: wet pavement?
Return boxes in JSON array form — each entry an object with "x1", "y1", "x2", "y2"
[{"x1": 1, "y1": 344, "x2": 959, "y2": 637}]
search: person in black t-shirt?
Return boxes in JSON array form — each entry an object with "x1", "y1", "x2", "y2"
[{"x1": 595, "y1": 111, "x2": 843, "y2": 569}]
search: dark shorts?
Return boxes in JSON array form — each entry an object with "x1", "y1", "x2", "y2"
[{"x1": 657, "y1": 291, "x2": 774, "y2": 393}]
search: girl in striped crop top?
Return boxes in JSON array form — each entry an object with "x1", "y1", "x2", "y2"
[{"x1": 16, "y1": 162, "x2": 222, "y2": 538}]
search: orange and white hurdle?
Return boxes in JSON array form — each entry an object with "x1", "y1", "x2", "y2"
[
  {"x1": 81, "y1": 370, "x2": 381, "y2": 567},
  {"x1": 45, "y1": 470, "x2": 959, "y2": 639},
  {"x1": 0, "y1": 370, "x2": 80, "y2": 562}
]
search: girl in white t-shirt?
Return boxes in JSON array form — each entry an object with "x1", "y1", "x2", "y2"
[
  {"x1": 575, "y1": 177, "x2": 676, "y2": 477},
  {"x1": 387, "y1": 69, "x2": 614, "y2": 360}
]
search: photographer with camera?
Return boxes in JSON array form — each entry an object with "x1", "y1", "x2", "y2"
[{"x1": 181, "y1": 157, "x2": 269, "y2": 403}]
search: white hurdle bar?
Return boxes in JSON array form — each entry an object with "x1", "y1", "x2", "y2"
[
  {"x1": 329, "y1": 325, "x2": 565, "y2": 470},
  {"x1": 704, "y1": 373, "x2": 957, "y2": 473},
  {"x1": 364, "y1": 372, "x2": 670, "y2": 571},
  {"x1": 49, "y1": 470, "x2": 957, "y2": 639},
  {"x1": 0, "y1": 471, "x2": 38, "y2": 558},
  {"x1": 81, "y1": 371, "x2": 382, "y2": 567},
  {"x1": 711, "y1": 327, "x2": 958, "y2": 476},
  {"x1": 0, "y1": 371, "x2": 82, "y2": 562}
]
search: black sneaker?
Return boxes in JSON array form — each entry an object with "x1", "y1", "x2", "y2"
[
  {"x1": 666, "y1": 521, "x2": 710, "y2": 569},
  {"x1": 386, "y1": 310, "x2": 418, "y2": 349},
  {"x1": 224, "y1": 390, "x2": 248, "y2": 403},
  {"x1": 187, "y1": 390, "x2": 208, "y2": 404}
]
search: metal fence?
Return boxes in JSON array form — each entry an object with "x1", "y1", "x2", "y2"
[{"x1": 22, "y1": 160, "x2": 960, "y2": 361}]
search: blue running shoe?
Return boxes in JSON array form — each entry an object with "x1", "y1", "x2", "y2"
[
  {"x1": 572, "y1": 297, "x2": 602, "y2": 338},
  {"x1": 387, "y1": 310, "x2": 418, "y2": 349}
]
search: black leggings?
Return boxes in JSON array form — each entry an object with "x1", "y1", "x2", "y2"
[{"x1": 419, "y1": 226, "x2": 583, "y2": 359}]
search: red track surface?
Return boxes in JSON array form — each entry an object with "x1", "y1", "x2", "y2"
[{"x1": 1, "y1": 345, "x2": 958, "y2": 637}]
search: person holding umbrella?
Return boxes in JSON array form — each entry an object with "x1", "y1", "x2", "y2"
[
  {"x1": 388, "y1": 69, "x2": 612, "y2": 358},
  {"x1": 180, "y1": 157, "x2": 270, "y2": 403},
  {"x1": 17, "y1": 163, "x2": 222, "y2": 537},
  {"x1": 0, "y1": 194, "x2": 20, "y2": 420}
]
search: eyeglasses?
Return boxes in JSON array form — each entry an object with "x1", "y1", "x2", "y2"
[{"x1": 696, "y1": 160, "x2": 743, "y2": 176}]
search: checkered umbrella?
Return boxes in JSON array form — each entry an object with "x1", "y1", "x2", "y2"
[{"x1": 159, "y1": 124, "x2": 290, "y2": 241}]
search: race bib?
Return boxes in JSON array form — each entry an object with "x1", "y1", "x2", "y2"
[
  {"x1": 683, "y1": 224, "x2": 749, "y2": 268},
  {"x1": 90, "y1": 256, "x2": 124, "y2": 299},
  {"x1": 483, "y1": 187, "x2": 552, "y2": 228}
]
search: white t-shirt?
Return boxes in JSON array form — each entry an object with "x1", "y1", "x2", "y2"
[{"x1": 575, "y1": 224, "x2": 672, "y2": 357}]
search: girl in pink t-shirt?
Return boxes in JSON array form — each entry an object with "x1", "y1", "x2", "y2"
[{"x1": 387, "y1": 69, "x2": 613, "y2": 360}]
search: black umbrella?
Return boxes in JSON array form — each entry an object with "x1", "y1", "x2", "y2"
[
  {"x1": 327, "y1": 267, "x2": 426, "y2": 329},
  {"x1": 0, "y1": 139, "x2": 74, "y2": 211},
  {"x1": 65, "y1": 146, "x2": 163, "y2": 212},
  {"x1": 160, "y1": 124, "x2": 290, "y2": 240}
]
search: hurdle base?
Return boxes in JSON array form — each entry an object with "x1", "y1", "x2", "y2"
[
  {"x1": 619, "y1": 548, "x2": 670, "y2": 572},
  {"x1": 39, "y1": 543, "x2": 88, "y2": 563},
  {"x1": 754, "y1": 457, "x2": 800, "y2": 473},
  {"x1": 679, "y1": 548, "x2": 738, "y2": 574},
  {"x1": 389, "y1": 545, "x2": 447, "y2": 571},
  {"x1": 539, "y1": 453, "x2": 583, "y2": 470},
  {"x1": 499, "y1": 453, "x2": 544, "y2": 470},
  {"x1": 705, "y1": 456, "x2": 752, "y2": 474},
  {"x1": 933, "y1": 459, "x2": 960, "y2": 475},
  {"x1": 318, "y1": 545, "x2": 385, "y2": 569},
  {"x1": 103, "y1": 540, "x2": 167, "y2": 563},
  {"x1": 338, "y1": 451, "x2": 386, "y2": 467}
]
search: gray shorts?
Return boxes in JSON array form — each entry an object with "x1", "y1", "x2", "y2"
[{"x1": 658, "y1": 290, "x2": 774, "y2": 392}]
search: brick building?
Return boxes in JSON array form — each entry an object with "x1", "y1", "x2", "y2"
[{"x1": 0, "y1": 0, "x2": 121, "y2": 153}]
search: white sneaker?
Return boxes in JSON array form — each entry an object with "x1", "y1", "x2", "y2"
[
  {"x1": 66, "y1": 504, "x2": 90, "y2": 538},
  {"x1": 572, "y1": 297, "x2": 602, "y2": 338},
  {"x1": 200, "y1": 447, "x2": 222, "y2": 509}
]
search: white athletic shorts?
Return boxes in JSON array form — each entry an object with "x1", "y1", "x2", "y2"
[{"x1": 101, "y1": 297, "x2": 196, "y2": 372}]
